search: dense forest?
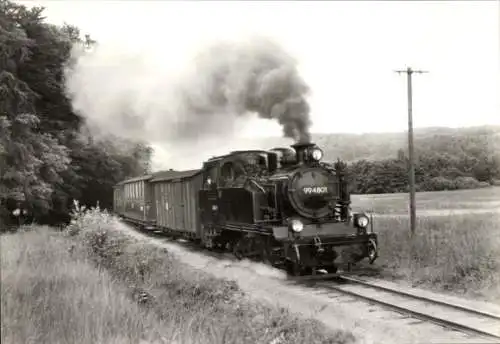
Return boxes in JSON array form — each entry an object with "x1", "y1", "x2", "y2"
[
  {"x1": 1, "y1": 0, "x2": 498, "y2": 227},
  {"x1": 0, "y1": 0, "x2": 151, "y2": 227}
]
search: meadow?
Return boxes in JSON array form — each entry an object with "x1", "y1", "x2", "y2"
[
  {"x1": 0, "y1": 207, "x2": 355, "y2": 344},
  {"x1": 351, "y1": 186, "x2": 500, "y2": 215},
  {"x1": 351, "y1": 187, "x2": 500, "y2": 302}
]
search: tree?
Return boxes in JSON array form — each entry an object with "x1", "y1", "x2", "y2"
[
  {"x1": 1, "y1": 0, "x2": 153, "y2": 226},
  {"x1": 1, "y1": 1, "x2": 70, "y2": 220}
]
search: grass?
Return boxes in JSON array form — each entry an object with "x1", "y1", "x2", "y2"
[
  {"x1": 1, "y1": 203, "x2": 356, "y2": 344},
  {"x1": 352, "y1": 188, "x2": 500, "y2": 302}
]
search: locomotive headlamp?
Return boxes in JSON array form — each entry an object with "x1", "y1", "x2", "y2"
[
  {"x1": 289, "y1": 219, "x2": 304, "y2": 233},
  {"x1": 310, "y1": 148, "x2": 323, "y2": 161},
  {"x1": 355, "y1": 215, "x2": 369, "y2": 228}
]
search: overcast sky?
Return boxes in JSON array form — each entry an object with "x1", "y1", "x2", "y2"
[{"x1": 18, "y1": 0, "x2": 499, "y2": 136}]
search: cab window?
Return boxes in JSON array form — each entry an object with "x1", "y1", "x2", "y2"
[{"x1": 220, "y1": 162, "x2": 236, "y2": 186}]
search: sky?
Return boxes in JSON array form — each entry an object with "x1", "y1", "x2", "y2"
[{"x1": 19, "y1": 0, "x2": 499, "y2": 137}]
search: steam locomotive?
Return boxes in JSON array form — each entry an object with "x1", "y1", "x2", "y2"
[{"x1": 113, "y1": 142, "x2": 378, "y2": 275}]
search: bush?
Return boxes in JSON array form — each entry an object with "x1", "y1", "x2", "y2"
[
  {"x1": 453, "y1": 176, "x2": 484, "y2": 190},
  {"x1": 418, "y1": 176, "x2": 457, "y2": 191},
  {"x1": 489, "y1": 179, "x2": 500, "y2": 186},
  {"x1": 416, "y1": 176, "x2": 487, "y2": 192}
]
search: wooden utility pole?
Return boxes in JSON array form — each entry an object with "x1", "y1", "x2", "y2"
[{"x1": 395, "y1": 67, "x2": 427, "y2": 236}]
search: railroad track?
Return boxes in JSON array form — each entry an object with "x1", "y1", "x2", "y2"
[{"x1": 314, "y1": 276, "x2": 500, "y2": 342}]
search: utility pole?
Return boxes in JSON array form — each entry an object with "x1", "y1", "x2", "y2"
[{"x1": 395, "y1": 67, "x2": 427, "y2": 236}]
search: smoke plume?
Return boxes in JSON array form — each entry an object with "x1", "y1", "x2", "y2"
[{"x1": 64, "y1": 36, "x2": 311, "y2": 169}]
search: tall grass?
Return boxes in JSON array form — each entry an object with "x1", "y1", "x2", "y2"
[
  {"x1": 1, "y1": 227, "x2": 166, "y2": 344},
  {"x1": 374, "y1": 212, "x2": 500, "y2": 301},
  {"x1": 1, "y1": 202, "x2": 356, "y2": 344}
]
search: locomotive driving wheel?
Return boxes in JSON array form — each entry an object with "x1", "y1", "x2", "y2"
[
  {"x1": 256, "y1": 235, "x2": 277, "y2": 266},
  {"x1": 232, "y1": 234, "x2": 255, "y2": 260},
  {"x1": 285, "y1": 260, "x2": 303, "y2": 276},
  {"x1": 232, "y1": 234, "x2": 277, "y2": 264}
]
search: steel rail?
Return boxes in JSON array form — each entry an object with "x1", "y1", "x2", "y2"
[
  {"x1": 314, "y1": 277, "x2": 500, "y2": 341},
  {"x1": 338, "y1": 276, "x2": 500, "y2": 320}
]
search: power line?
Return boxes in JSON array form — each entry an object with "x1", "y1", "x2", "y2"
[{"x1": 395, "y1": 67, "x2": 428, "y2": 237}]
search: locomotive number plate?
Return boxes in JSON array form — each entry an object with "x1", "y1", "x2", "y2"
[{"x1": 302, "y1": 186, "x2": 329, "y2": 195}]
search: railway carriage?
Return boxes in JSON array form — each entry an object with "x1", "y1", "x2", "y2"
[
  {"x1": 149, "y1": 169, "x2": 203, "y2": 238},
  {"x1": 113, "y1": 174, "x2": 156, "y2": 230},
  {"x1": 113, "y1": 142, "x2": 379, "y2": 275}
]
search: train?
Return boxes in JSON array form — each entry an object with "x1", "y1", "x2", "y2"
[{"x1": 112, "y1": 142, "x2": 378, "y2": 276}]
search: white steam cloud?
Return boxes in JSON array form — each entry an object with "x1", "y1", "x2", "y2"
[{"x1": 64, "y1": 35, "x2": 310, "y2": 170}]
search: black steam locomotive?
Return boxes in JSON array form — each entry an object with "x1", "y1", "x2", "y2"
[{"x1": 113, "y1": 142, "x2": 378, "y2": 276}]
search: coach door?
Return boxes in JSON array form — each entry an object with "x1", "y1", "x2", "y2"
[
  {"x1": 173, "y1": 181, "x2": 185, "y2": 231},
  {"x1": 199, "y1": 161, "x2": 220, "y2": 225}
]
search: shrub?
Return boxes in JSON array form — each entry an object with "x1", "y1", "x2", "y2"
[{"x1": 453, "y1": 176, "x2": 484, "y2": 190}]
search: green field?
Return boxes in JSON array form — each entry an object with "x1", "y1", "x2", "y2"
[
  {"x1": 351, "y1": 186, "x2": 500, "y2": 215},
  {"x1": 351, "y1": 187, "x2": 500, "y2": 302}
]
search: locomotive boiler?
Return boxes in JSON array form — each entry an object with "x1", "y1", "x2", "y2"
[{"x1": 113, "y1": 142, "x2": 378, "y2": 276}]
